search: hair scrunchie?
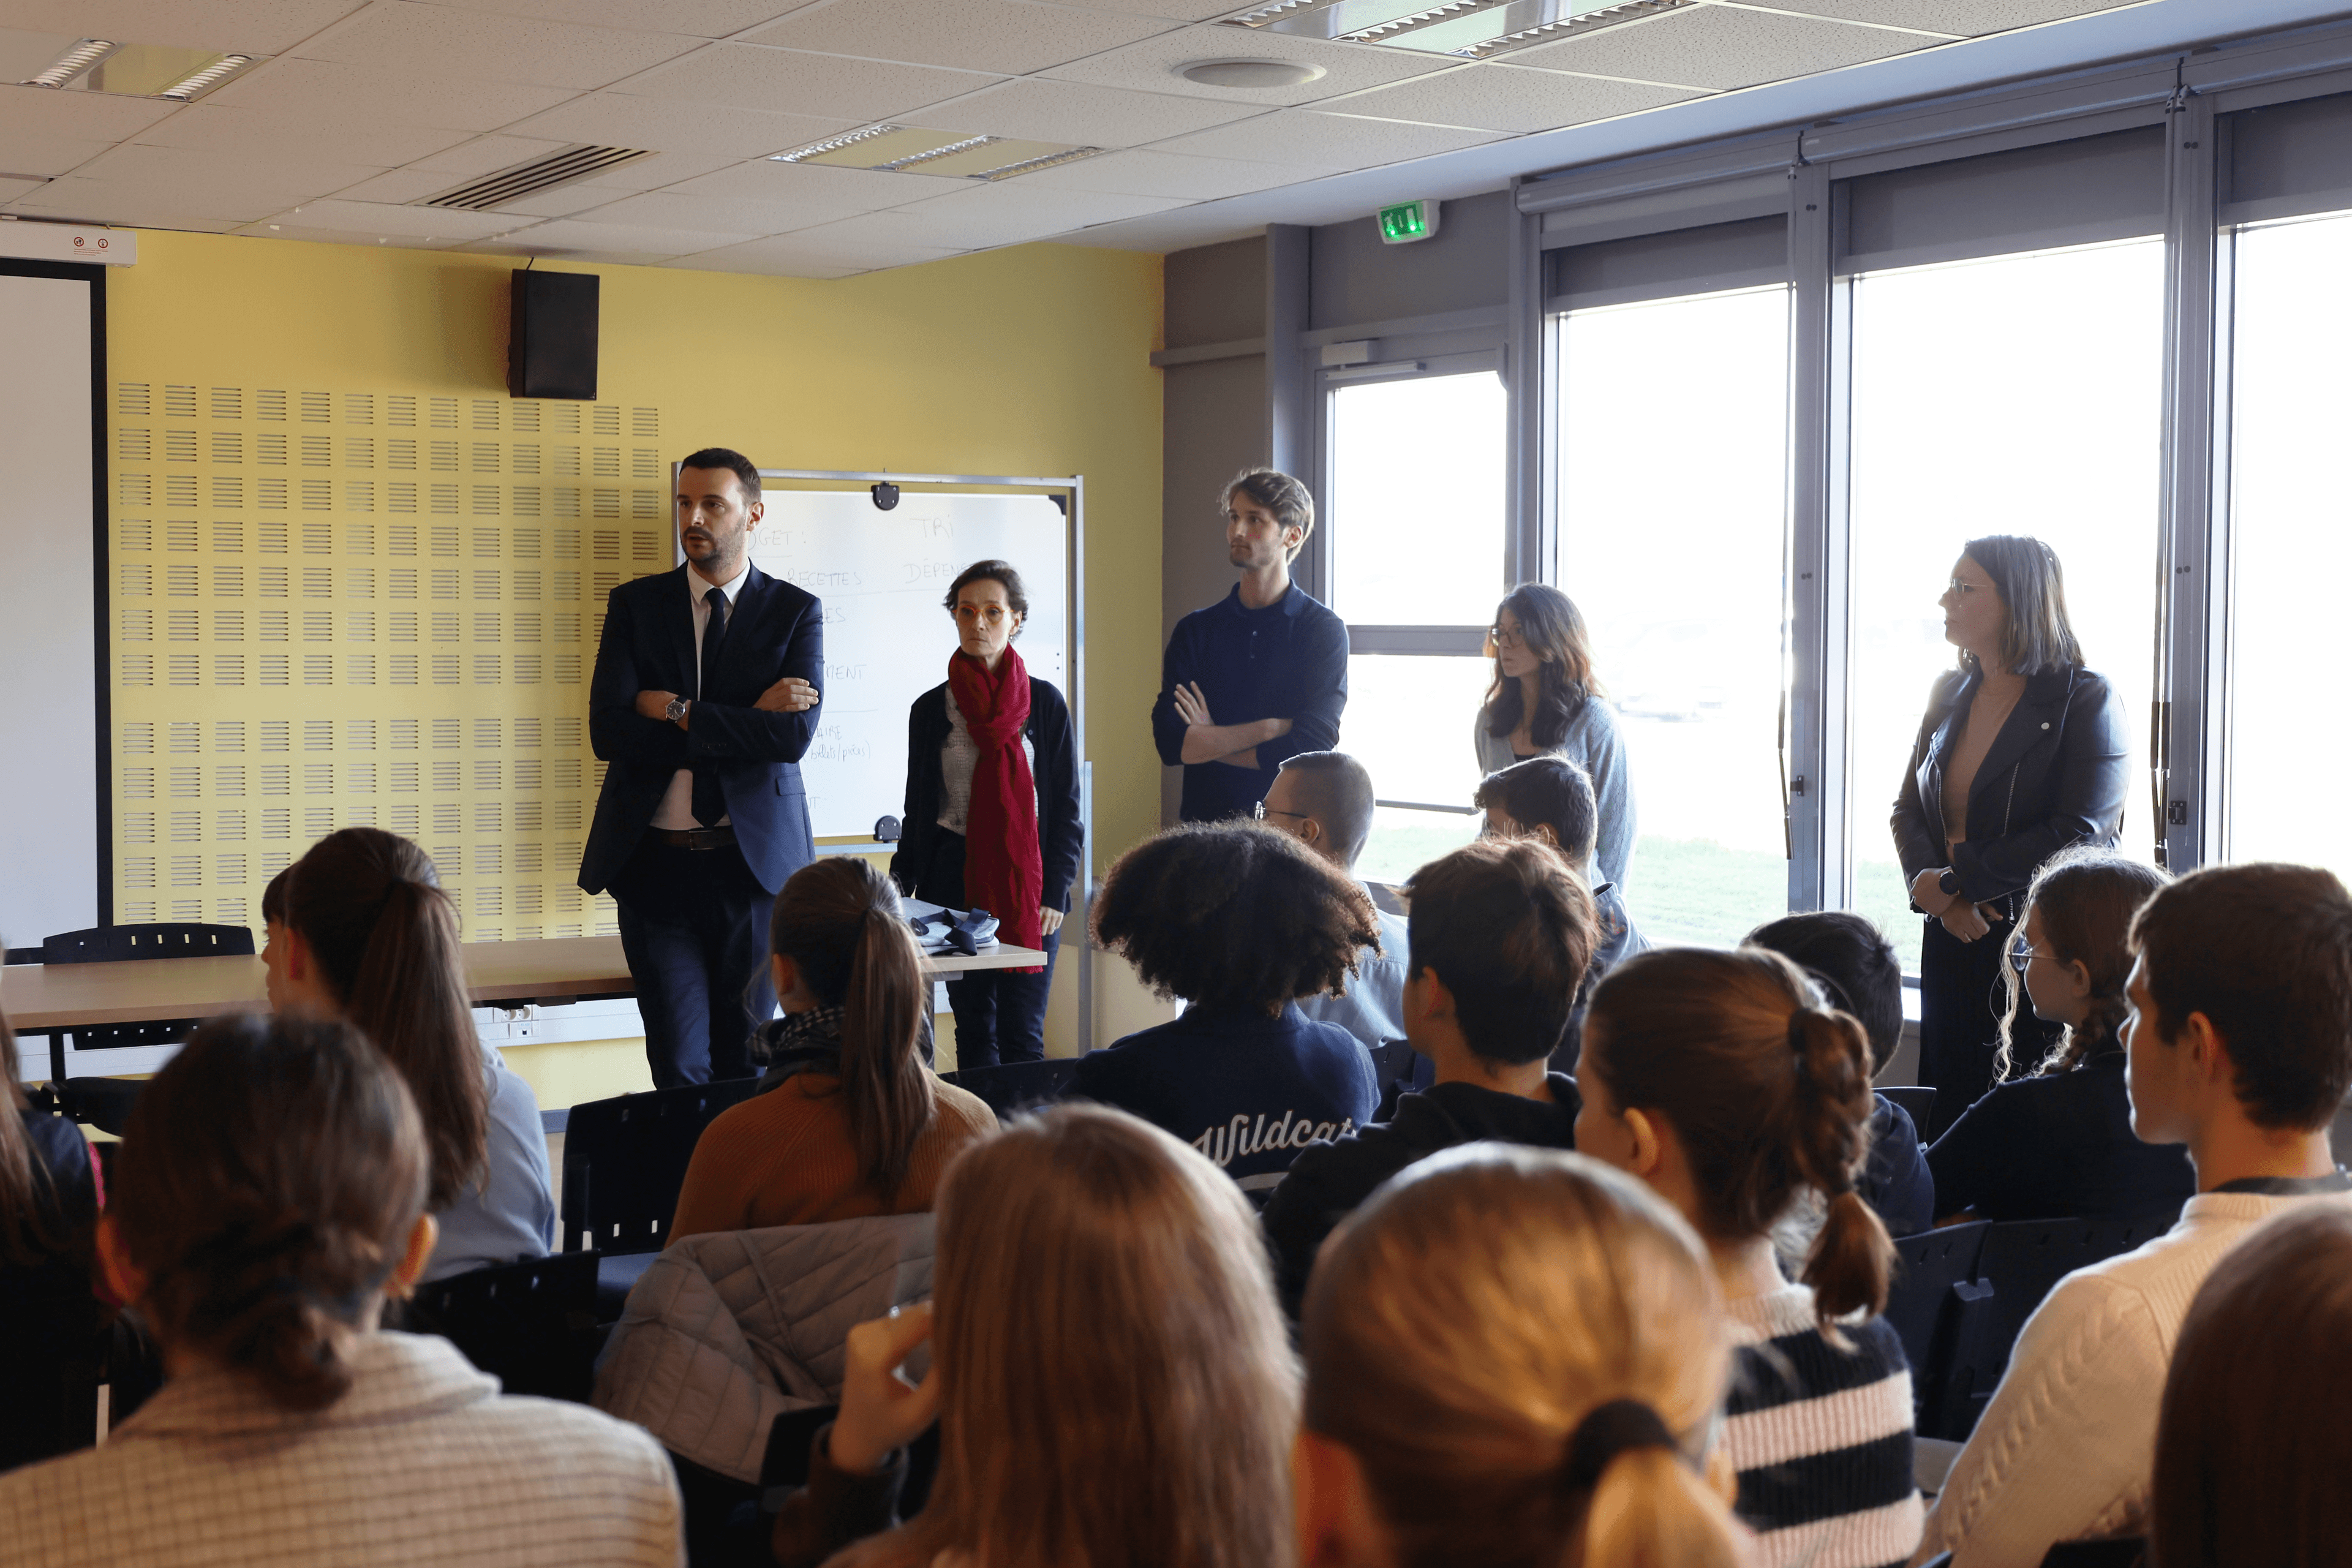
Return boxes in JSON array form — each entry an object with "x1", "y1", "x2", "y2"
[{"x1": 1561, "y1": 1398, "x2": 1678, "y2": 1494}]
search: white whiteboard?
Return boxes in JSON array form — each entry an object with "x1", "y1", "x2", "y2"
[
  {"x1": 0, "y1": 270, "x2": 102, "y2": 951},
  {"x1": 745, "y1": 486, "x2": 1071, "y2": 840}
]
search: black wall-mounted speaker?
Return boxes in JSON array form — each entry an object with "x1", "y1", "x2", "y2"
[{"x1": 508, "y1": 269, "x2": 598, "y2": 400}]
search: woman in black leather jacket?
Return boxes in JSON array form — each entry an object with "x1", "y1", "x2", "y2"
[{"x1": 1891, "y1": 535, "x2": 2128, "y2": 1140}]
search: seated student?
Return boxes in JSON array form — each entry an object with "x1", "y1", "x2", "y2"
[
  {"x1": 767, "y1": 1103, "x2": 1297, "y2": 1568},
  {"x1": 0, "y1": 983, "x2": 103, "y2": 1474},
  {"x1": 2153, "y1": 1205, "x2": 2352, "y2": 1568},
  {"x1": 0, "y1": 1012, "x2": 680, "y2": 1566},
  {"x1": 1295, "y1": 1145, "x2": 1748, "y2": 1568},
  {"x1": 1747, "y1": 911, "x2": 1936, "y2": 1237},
  {"x1": 1467, "y1": 753, "x2": 1643, "y2": 1074},
  {"x1": 266, "y1": 831, "x2": 553, "y2": 1283},
  {"x1": 1261, "y1": 837, "x2": 1594, "y2": 1318},
  {"x1": 669, "y1": 858, "x2": 996, "y2": 1239},
  {"x1": 1259, "y1": 750, "x2": 1410, "y2": 1052},
  {"x1": 1577, "y1": 946, "x2": 1923, "y2": 1568},
  {"x1": 1077, "y1": 823, "x2": 1380, "y2": 1197},
  {"x1": 1915, "y1": 863, "x2": 2352, "y2": 1568},
  {"x1": 1926, "y1": 847, "x2": 2194, "y2": 1223}
]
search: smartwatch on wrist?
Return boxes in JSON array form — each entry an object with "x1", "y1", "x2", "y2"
[
  {"x1": 1937, "y1": 868, "x2": 1961, "y2": 899},
  {"x1": 664, "y1": 696, "x2": 689, "y2": 724}
]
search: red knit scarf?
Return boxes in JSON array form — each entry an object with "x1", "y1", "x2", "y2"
[{"x1": 948, "y1": 643, "x2": 1043, "y2": 969}]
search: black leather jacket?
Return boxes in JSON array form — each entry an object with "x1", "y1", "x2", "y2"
[
  {"x1": 888, "y1": 675, "x2": 1084, "y2": 913},
  {"x1": 1891, "y1": 663, "x2": 2128, "y2": 914}
]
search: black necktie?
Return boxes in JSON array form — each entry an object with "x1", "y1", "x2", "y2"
[{"x1": 692, "y1": 585, "x2": 728, "y2": 827}]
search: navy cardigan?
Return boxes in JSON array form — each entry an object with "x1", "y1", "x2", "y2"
[{"x1": 889, "y1": 674, "x2": 1084, "y2": 913}]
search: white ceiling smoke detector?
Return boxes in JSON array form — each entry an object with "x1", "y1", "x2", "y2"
[{"x1": 1178, "y1": 58, "x2": 1327, "y2": 88}]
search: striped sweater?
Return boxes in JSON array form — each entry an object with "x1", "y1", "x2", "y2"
[{"x1": 1724, "y1": 1284, "x2": 1924, "y2": 1568}]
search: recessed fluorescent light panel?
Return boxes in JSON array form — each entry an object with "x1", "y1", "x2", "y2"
[
  {"x1": 1225, "y1": 0, "x2": 1683, "y2": 55},
  {"x1": 6, "y1": 29, "x2": 260, "y2": 97},
  {"x1": 774, "y1": 126, "x2": 1105, "y2": 181}
]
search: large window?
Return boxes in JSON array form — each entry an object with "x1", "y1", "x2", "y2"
[
  {"x1": 2224, "y1": 210, "x2": 2352, "y2": 872},
  {"x1": 1557, "y1": 285, "x2": 1793, "y2": 946},
  {"x1": 1327, "y1": 366, "x2": 1509, "y2": 881},
  {"x1": 1845, "y1": 241, "x2": 2164, "y2": 969}
]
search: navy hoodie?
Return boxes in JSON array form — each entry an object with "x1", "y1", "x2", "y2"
[{"x1": 1072, "y1": 1003, "x2": 1378, "y2": 1194}]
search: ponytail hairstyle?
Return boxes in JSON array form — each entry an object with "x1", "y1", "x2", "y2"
[
  {"x1": 1305, "y1": 1145, "x2": 1743, "y2": 1568},
  {"x1": 1482, "y1": 583, "x2": 1604, "y2": 751},
  {"x1": 1583, "y1": 946, "x2": 1895, "y2": 1327},
  {"x1": 112, "y1": 1012, "x2": 430, "y2": 1412},
  {"x1": 1996, "y1": 847, "x2": 2170, "y2": 1082},
  {"x1": 767, "y1": 856, "x2": 934, "y2": 1199},
  {"x1": 0, "y1": 996, "x2": 80, "y2": 1267},
  {"x1": 282, "y1": 827, "x2": 486, "y2": 1213}
]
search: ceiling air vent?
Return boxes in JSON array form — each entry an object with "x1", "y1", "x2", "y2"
[{"x1": 416, "y1": 146, "x2": 653, "y2": 211}]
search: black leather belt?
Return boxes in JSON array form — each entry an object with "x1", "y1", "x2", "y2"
[{"x1": 647, "y1": 826, "x2": 736, "y2": 850}]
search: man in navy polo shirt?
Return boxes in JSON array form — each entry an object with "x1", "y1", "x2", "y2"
[{"x1": 1151, "y1": 468, "x2": 1349, "y2": 823}]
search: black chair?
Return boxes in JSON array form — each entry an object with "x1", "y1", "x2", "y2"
[
  {"x1": 2041, "y1": 1540, "x2": 2144, "y2": 1567},
  {"x1": 1880, "y1": 1219, "x2": 1991, "y2": 1437},
  {"x1": 560, "y1": 1077, "x2": 762, "y2": 1315},
  {"x1": 1931, "y1": 1207, "x2": 2184, "y2": 1440},
  {"x1": 55, "y1": 1078, "x2": 143, "y2": 1137},
  {"x1": 402, "y1": 1249, "x2": 603, "y2": 1403},
  {"x1": 1878, "y1": 1085, "x2": 1936, "y2": 1126},
  {"x1": 32, "y1": 923, "x2": 260, "y2": 1087},
  {"x1": 940, "y1": 1057, "x2": 1079, "y2": 1120}
]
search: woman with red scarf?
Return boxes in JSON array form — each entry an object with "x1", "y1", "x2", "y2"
[{"x1": 890, "y1": 560, "x2": 1084, "y2": 1068}]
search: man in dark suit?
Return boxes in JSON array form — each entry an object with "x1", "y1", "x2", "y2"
[{"x1": 581, "y1": 447, "x2": 823, "y2": 1087}]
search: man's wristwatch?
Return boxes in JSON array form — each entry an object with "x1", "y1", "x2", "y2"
[
  {"x1": 664, "y1": 696, "x2": 689, "y2": 724},
  {"x1": 1938, "y1": 868, "x2": 1961, "y2": 899}
]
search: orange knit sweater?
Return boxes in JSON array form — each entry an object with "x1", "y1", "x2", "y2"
[{"x1": 669, "y1": 1074, "x2": 998, "y2": 1241}]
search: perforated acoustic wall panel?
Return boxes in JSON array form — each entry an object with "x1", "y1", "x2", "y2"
[{"x1": 110, "y1": 384, "x2": 669, "y2": 942}]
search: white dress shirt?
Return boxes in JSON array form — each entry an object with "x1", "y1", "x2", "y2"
[{"x1": 652, "y1": 561, "x2": 748, "y2": 832}]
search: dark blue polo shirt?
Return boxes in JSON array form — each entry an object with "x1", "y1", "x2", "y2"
[{"x1": 1150, "y1": 584, "x2": 1349, "y2": 823}]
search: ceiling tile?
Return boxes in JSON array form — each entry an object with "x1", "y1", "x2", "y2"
[
  {"x1": 492, "y1": 215, "x2": 767, "y2": 255},
  {"x1": 1325, "y1": 61, "x2": 1703, "y2": 132},
  {"x1": 665, "y1": 250, "x2": 864, "y2": 277},
  {"x1": 743, "y1": 0, "x2": 1172, "y2": 77},
  {"x1": 501, "y1": 93, "x2": 856, "y2": 159},
  {"x1": 663, "y1": 156, "x2": 949, "y2": 211},
  {"x1": 1146, "y1": 107, "x2": 1504, "y2": 169},
  {"x1": 612, "y1": 41, "x2": 995, "y2": 120},
  {"x1": 408, "y1": 135, "x2": 575, "y2": 177},
  {"x1": 0, "y1": 132, "x2": 118, "y2": 179},
  {"x1": 1745, "y1": 0, "x2": 2131, "y2": 34},
  {"x1": 9, "y1": 175, "x2": 286, "y2": 225},
  {"x1": 203, "y1": 55, "x2": 577, "y2": 131},
  {"x1": 470, "y1": 183, "x2": 636, "y2": 218},
  {"x1": 573, "y1": 186, "x2": 870, "y2": 235},
  {"x1": 918, "y1": 77, "x2": 1268, "y2": 148},
  {"x1": 289, "y1": 2, "x2": 707, "y2": 91},
  {"x1": 1009, "y1": 146, "x2": 1321, "y2": 199},
  {"x1": 418, "y1": 0, "x2": 824, "y2": 39},
  {"x1": 236, "y1": 225, "x2": 462, "y2": 251},
  {"x1": 331, "y1": 168, "x2": 462, "y2": 203},
  {"x1": 130, "y1": 104, "x2": 473, "y2": 168},
  {"x1": 1503, "y1": 6, "x2": 1933, "y2": 92},
  {"x1": 1043, "y1": 23, "x2": 1455, "y2": 107},
  {"x1": 662, "y1": 230, "x2": 963, "y2": 273},
  {"x1": 799, "y1": 183, "x2": 1188, "y2": 249},
  {"x1": 0, "y1": 1, "x2": 365, "y2": 55},
  {"x1": 572, "y1": 149, "x2": 745, "y2": 189},
  {"x1": 1038, "y1": 0, "x2": 1240, "y2": 19},
  {"x1": 0, "y1": 176, "x2": 48, "y2": 202},
  {"x1": 0, "y1": 80, "x2": 179, "y2": 139},
  {"x1": 75, "y1": 140, "x2": 385, "y2": 200},
  {"x1": 235, "y1": 199, "x2": 521, "y2": 239}
]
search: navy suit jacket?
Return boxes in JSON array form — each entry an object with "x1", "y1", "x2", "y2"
[{"x1": 580, "y1": 563, "x2": 824, "y2": 896}]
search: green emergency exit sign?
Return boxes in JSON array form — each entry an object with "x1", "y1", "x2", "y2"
[{"x1": 1377, "y1": 199, "x2": 1439, "y2": 244}]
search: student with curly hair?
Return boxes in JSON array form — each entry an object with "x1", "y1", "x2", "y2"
[
  {"x1": 1577, "y1": 946, "x2": 1921, "y2": 1568},
  {"x1": 0, "y1": 1013, "x2": 681, "y2": 1566},
  {"x1": 1078, "y1": 821, "x2": 1380, "y2": 1196},
  {"x1": 1297, "y1": 1145, "x2": 1747, "y2": 1568},
  {"x1": 1926, "y1": 846, "x2": 2193, "y2": 1223}
]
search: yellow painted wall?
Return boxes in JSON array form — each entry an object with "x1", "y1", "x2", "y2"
[{"x1": 100, "y1": 230, "x2": 1165, "y2": 1100}]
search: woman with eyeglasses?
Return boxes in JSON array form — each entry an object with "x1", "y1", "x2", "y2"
[
  {"x1": 1891, "y1": 537, "x2": 2128, "y2": 1141},
  {"x1": 1475, "y1": 584, "x2": 1636, "y2": 892},
  {"x1": 889, "y1": 560, "x2": 1083, "y2": 1068}
]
